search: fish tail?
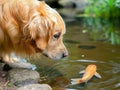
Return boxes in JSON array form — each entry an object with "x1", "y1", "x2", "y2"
[{"x1": 71, "y1": 78, "x2": 82, "y2": 85}]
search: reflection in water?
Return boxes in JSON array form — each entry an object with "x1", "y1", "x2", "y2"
[
  {"x1": 83, "y1": 18, "x2": 120, "y2": 45},
  {"x1": 64, "y1": 39, "x2": 80, "y2": 44},
  {"x1": 78, "y1": 45, "x2": 96, "y2": 49},
  {"x1": 30, "y1": 19, "x2": 120, "y2": 90}
]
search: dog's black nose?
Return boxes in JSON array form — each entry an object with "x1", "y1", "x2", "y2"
[{"x1": 62, "y1": 51, "x2": 68, "y2": 58}]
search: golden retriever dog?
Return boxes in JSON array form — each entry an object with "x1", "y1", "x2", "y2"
[{"x1": 0, "y1": 0, "x2": 68, "y2": 68}]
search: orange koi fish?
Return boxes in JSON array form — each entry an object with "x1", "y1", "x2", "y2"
[{"x1": 71, "y1": 64, "x2": 101, "y2": 85}]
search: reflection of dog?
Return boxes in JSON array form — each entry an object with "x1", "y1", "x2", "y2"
[{"x1": 0, "y1": 0, "x2": 68, "y2": 66}]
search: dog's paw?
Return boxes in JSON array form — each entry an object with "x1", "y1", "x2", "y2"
[
  {"x1": 7, "y1": 53, "x2": 37, "y2": 70},
  {"x1": 8, "y1": 62, "x2": 37, "y2": 70}
]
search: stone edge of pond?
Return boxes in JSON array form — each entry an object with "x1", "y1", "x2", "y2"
[{"x1": 0, "y1": 63, "x2": 52, "y2": 90}]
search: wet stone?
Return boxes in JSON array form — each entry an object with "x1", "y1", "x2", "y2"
[
  {"x1": 3, "y1": 64, "x2": 12, "y2": 71},
  {"x1": 7, "y1": 68, "x2": 40, "y2": 86},
  {"x1": 0, "y1": 63, "x2": 4, "y2": 70},
  {"x1": 17, "y1": 84, "x2": 52, "y2": 90}
]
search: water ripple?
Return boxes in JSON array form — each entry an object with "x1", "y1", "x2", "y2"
[{"x1": 76, "y1": 59, "x2": 105, "y2": 63}]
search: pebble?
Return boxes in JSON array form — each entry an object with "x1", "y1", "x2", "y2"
[
  {"x1": 17, "y1": 84, "x2": 52, "y2": 90},
  {"x1": 7, "y1": 68, "x2": 40, "y2": 86}
]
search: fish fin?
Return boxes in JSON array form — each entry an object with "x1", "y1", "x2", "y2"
[
  {"x1": 71, "y1": 78, "x2": 82, "y2": 85},
  {"x1": 94, "y1": 72, "x2": 102, "y2": 78},
  {"x1": 79, "y1": 70, "x2": 85, "y2": 74}
]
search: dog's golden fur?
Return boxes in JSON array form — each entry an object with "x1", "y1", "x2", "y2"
[{"x1": 0, "y1": 0, "x2": 68, "y2": 63}]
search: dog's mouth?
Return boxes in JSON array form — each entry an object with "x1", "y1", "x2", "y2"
[
  {"x1": 36, "y1": 47, "x2": 42, "y2": 53},
  {"x1": 42, "y1": 52, "x2": 66, "y2": 60},
  {"x1": 30, "y1": 40, "x2": 43, "y2": 53},
  {"x1": 43, "y1": 53, "x2": 48, "y2": 57}
]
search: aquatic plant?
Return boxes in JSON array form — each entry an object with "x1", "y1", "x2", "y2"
[
  {"x1": 115, "y1": 0, "x2": 120, "y2": 8},
  {"x1": 78, "y1": 0, "x2": 120, "y2": 45},
  {"x1": 85, "y1": 0, "x2": 120, "y2": 18},
  {"x1": 83, "y1": 17, "x2": 120, "y2": 45}
]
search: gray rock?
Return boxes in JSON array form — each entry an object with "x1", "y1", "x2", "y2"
[
  {"x1": 0, "y1": 63, "x2": 4, "y2": 70},
  {"x1": 17, "y1": 84, "x2": 52, "y2": 90},
  {"x1": 59, "y1": 0, "x2": 87, "y2": 8},
  {"x1": 7, "y1": 68, "x2": 40, "y2": 86},
  {"x1": 59, "y1": 0, "x2": 76, "y2": 8}
]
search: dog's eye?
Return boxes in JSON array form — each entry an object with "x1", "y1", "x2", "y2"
[{"x1": 53, "y1": 32, "x2": 61, "y2": 39}]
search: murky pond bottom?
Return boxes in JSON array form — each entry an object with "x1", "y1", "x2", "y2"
[{"x1": 30, "y1": 21, "x2": 120, "y2": 90}]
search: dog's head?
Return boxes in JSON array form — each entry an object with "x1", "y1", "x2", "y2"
[{"x1": 24, "y1": 1, "x2": 68, "y2": 60}]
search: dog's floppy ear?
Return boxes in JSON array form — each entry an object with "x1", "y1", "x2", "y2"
[
  {"x1": 23, "y1": 20, "x2": 38, "y2": 39},
  {"x1": 23, "y1": 16, "x2": 42, "y2": 39},
  {"x1": 28, "y1": 17, "x2": 40, "y2": 39},
  {"x1": 23, "y1": 16, "x2": 50, "y2": 40}
]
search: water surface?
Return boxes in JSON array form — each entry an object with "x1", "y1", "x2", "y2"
[{"x1": 30, "y1": 19, "x2": 120, "y2": 90}]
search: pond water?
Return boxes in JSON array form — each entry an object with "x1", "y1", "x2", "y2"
[{"x1": 30, "y1": 17, "x2": 120, "y2": 90}]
